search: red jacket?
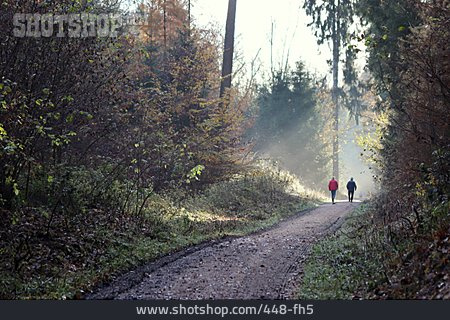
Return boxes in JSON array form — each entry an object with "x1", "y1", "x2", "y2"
[{"x1": 328, "y1": 179, "x2": 339, "y2": 191}]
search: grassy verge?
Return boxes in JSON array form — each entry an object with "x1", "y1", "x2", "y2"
[
  {"x1": 298, "y1": 201, "x2": 450, "y2": 299},
  {"x1": 298, "y1": 203, "x2": 386, "y2": 299},
  {"x1": 1, "y1": 166, "x2": 323, "y2": 299}
]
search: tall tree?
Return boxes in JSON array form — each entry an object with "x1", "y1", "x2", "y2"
[
  {"x1": 220, "y1": 0, "x2": 237, "y2": 98},
  {"x1": 139, "y1": 0, "x2": 189, "y2": 46},
  {"x1": 188, "y1": 0, "x2": 191, "y2": 28},
  {"x1": 356, "y1": 0, "x2": 419, "y2": 105},
  {"x1": 303, "y1": 0, "x2": 354, "y2": 181},
  {"x1": 253, "y1": 62, "x2": 330, "y2": 187},
  {"x1": 163, "y1": 0, "x2": 167, "y2": 50}
]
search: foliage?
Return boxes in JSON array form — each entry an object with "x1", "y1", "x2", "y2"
[
  {"x1": 306, "y1": 0, "x2": 450, "y2": 299},
  {"x1": 134, "y1": 26, "x2": 250, "y2": 189},
  {"x1": 0, "y1": 3, "x2": 131, "y2": 208},
  {"x1": 355, "y1": 0, "x2": 420, "y2": 102},
  {"x1": 252, "y1": 62, "x2": 331, "y2": 188},
  {"x1": 365, "y1": 0, "x2": 449, "y2": 227},
  {"x1": 189, "y1": 162, "x2": 324, "y2": 220},
  {"x1": 0, "y1": 164, "x2": 320, "y2": 299},
  {"x1": 301, "y1": 200, "x2": 449, "y2": 299},
  {"x1": 0, "y1": 0, "x2": 252, "y2": 299},
  {"x1": 356, "y1": 108, "x2": 389, "y2": 180},
  {"x1": 303, "y1": 0, "x2": 354, "y2": 46},
  {"x1": 304, "y1": 0, "x2": 367, "y2": 123},
  {"x1": 0, "y1": 0, "x2": 250, "y2": 205}
]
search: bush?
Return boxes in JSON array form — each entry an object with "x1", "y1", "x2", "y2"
[
  {"x1": 186, "y1": 163, "x2": 322, "y2": 220},
  {"x1": 1, "y1": 163, "x2": 320, "y2": 299},
  {"x1": 300, "y1": 197, "x2": 450, "y2": 299}
]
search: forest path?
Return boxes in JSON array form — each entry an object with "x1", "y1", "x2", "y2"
[{"x1": 87, "y1": 201, "x2": 360, "y2": 300}]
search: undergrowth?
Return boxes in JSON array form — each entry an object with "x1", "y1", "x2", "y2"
[
  {"x1": 299, "y1": 201, "x2": 449, "y2": 300},
  {"x1": 0, "y1": 164, "x2": 322, "y2": 299},
  {"x1": 298, "y1": 204, "x2": 386, "y2": 299}
]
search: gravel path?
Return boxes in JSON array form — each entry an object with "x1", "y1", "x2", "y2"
[{"x1": 87, "y1": 201, "x2": 359, "y2": 300}]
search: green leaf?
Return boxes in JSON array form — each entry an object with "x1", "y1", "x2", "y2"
[
  {"x1": 382, "y1": 34, "x2": 388, "y2": 41},
  {"x1": 41, "y1": 210, "x2": 49, "y2": 219},
  {"x1": 398, "y1": 26, "x2": 406, "y2": 32},
  {"x1": 51, "y1": 138, "x2": 62, "y2": 147},
  {"x1": 80, "y1": 111, "x2": 94, "y2": 120},
  {"x1": 66, "y1": 114, "x2": 74, "y2": 123},
  {"x1": 63, "y1": 95, "x2": 74, "y2": 103},
  {"x1": 13, "y1": 183, "x2": 20, "y2": 196},
  {"x1": 186, "y1": 165, "x2": 206, "y2": 182},
  {"x1": 47, "y1": 175, "x2": 54, "y2": 183},
  {"x1": 0, "y1": 125, "x2": 6, "y2": 137},
  {"x1": 3, "y1": 86, "x2": 12, "y2": 94}
]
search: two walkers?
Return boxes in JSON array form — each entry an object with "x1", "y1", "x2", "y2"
[{"x1": 328, "y1": 177, "x2": 358, "y2": 204}]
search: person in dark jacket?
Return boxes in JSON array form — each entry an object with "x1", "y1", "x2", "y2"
[
  {"x1": 328, "y1": 177, "x2": 339, "y2": 204},
  {"x1": 346, "y1": 178, "x2": 357, "y2": 202}
]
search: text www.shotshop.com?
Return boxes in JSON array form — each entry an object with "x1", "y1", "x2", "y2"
[{"x1": 136, "y1": 304, "x2": 314, "y2": 317}]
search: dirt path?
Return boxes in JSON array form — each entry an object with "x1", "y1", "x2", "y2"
[{"x1": 87, "y1": 201, "x2": 360, "y2": 300}]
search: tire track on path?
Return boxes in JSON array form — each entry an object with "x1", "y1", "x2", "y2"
[{"x1": 87, "y1": 201, "x2": 359, "y2": 300}]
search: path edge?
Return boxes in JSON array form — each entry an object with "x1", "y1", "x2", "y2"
[{"x1": 84, "y1": 205, "x2": 320, "y2": 300}]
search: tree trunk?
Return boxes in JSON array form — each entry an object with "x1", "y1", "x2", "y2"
[
  {"x1": 220, "y1": 0, "x2": 237, "y2": 99},
  {"x1": 188, "y1": 0, "x2": 191, "y2": 28},
  {"x1": 332, "y1": 0, "x2": 340, "y2": 182},
  {"x1": 163, "y1": 0, "x2": 167, "y2": 50}
]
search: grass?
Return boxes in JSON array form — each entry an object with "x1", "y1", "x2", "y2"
[
  {"x1": 298, "y1": 203, "x2": 386, "y2": 300},
  {"x1": 1, "y1": 165, "x2": 323, "y2": 299},
  {"x1": 298, "y1": 198, "x2": 450, "y2": 300}
]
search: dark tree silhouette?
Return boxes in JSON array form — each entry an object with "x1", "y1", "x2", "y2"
[{"x1": 220, "y1": 0, "x2": 237, "y2": 99}]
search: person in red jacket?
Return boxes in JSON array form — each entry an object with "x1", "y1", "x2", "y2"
[{"x1": 328, "y1": 177, "x2": 339, "y2": 204}]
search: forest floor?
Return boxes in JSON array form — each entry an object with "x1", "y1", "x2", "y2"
[{"x1": 86, "y1": 201, "x2": 360, "y2": 300}]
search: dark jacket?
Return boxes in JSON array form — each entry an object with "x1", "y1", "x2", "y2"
[{"x1": 346, "y1": 180, "x2": 357, "y2": 192}]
